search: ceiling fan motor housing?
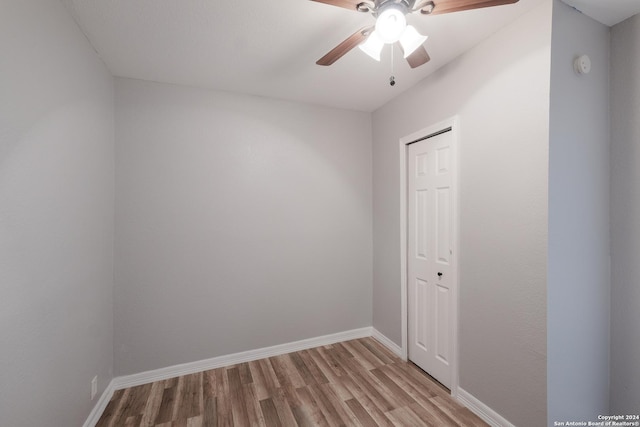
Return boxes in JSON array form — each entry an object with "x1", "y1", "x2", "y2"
[
  {"x1": 367, "y1": 0, "x2": 435, "y2": 17},
  {"x1": 374, "y1": 0, "x2": 410, "y2": 17}
]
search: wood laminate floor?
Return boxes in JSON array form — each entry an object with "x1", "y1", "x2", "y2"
[{"x1": 96, "y1": 337, "x2": 487, "y2": 426}]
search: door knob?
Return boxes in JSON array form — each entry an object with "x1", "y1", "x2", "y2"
[{"x1": 437, "y1": 272, "x2": 443, "y2": 278}]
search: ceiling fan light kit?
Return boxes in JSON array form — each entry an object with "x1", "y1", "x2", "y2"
[
  {"x1": 312, "y1": 0, "x2": 520, "y2": 70},
  {"x1": 359, "y1": 31, "x2": 385, "y2": 61},
  {"x1": 359, "y1": 25, "x2": 427, "y2": 61},
  {"x1": 376, "y1": 6, "x2": 408, "y2": 43},
  {"x1": 399, "y1": 25, "x2": 428, "y2": 58}
]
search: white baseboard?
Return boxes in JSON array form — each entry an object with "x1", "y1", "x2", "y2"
[
  {"x1": 84, "y1": 326, "x2": 443, "y2": 426},
  {"x1": 371, "y1": 328, "x2": 403, "y2": 357},
  {"x1": 112, "y1": 327, "x2": 372, "y2": 390},
  {"x1": 83, "y1": 379, "x2": 115, "y2": 427},
  {"x1": 457, "y1": 387, "x2": 515, "y2": 427},
  {"x1": 371, "y1": 333, "x2": 510, "y2": 427}
]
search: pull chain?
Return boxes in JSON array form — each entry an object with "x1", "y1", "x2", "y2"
[{"x1": 390, "y1": 44, "x2": 396, "y2": 86}]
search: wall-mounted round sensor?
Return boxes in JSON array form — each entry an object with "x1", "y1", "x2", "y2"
[{"x1": 574, "y1": 55, "x2": 591, "y2": 75}]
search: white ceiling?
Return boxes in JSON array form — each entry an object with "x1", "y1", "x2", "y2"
[
  {"x1": 562, "y1": 0, "x2": 640, "y2": 26},
  {"x1": 62, "y1": 0, "x2": 639, "y2": 112}
]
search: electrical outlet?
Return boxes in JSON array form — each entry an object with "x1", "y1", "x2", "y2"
[{"x1": 91, "y1": 376, "x2": 98, "y2": 401}]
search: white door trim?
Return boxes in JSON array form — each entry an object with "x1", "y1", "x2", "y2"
[{"x1": 399, "y1": 116, "x2": 460, "y2": 397}]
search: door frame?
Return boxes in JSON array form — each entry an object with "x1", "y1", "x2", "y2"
[{"x1": 399, "y1": 116, "x2": 460, "y2": 397}]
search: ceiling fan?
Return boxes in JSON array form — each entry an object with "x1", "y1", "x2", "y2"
[{"x1": 312, "y1": 0, "x2": 519, "y2": 69}]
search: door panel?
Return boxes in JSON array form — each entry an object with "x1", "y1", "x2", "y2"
[
  {"x1": 415, "y1": 278, "x2": 429, "y2": 352},
  {"x1": 407, "y1": 129, "x2": 455, "y2": 388},
  {"x1": 436, "y1": 188, "x2": 451, "y2": 265},
  {"x1": 416, "y1": 189, "x2": 429, "y2": 260},
  {"x1": 435, "y1": 284, "x2": 450, "y2": 364}
]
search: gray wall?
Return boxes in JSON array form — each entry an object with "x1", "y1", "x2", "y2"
[
  {"x1": 372, "y1": 2, "x2": 551, "y2": 426},
  {"x1": 548, "y1": 1, "x2": 611, "y2": 422},
  {"x1": 610, "y1": 12, "x2": 640, "y2": 414},
  {"x1": 0, "y1": 1, "x2": 115, "y2": 426},
  {"x1": 547, "y1": 0, "x2": 610, "y2": 424},
  {"x1": 114, "y1": 78, "x2": 373, "y2": 375}
]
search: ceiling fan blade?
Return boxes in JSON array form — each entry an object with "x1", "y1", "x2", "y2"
[
  {"x1": 309, "y1": 0, "x2": 365, "y2": 12},
  {"x1": 405, "y1": 45, "x2": 431, "y2": 68},
  {"x1": 430, "y1": 0, "x2": 518, "y2": 15},
  {"x1": 316, "y1": 27, "x2": 373, "y2": 66}
]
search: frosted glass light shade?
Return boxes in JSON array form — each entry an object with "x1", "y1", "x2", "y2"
[
  {"x1": 359, "y1": 31, "x2": 384, "y2": 61},
  {"x1": 375, "y1": 8, "x2": 407, "y2": 43},
  {"x1": 399, "y1": 25, "x2": 428, "y2": 58}
]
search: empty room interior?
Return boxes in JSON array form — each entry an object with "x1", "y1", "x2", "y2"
[{"x1": 2, "y1": 0, "x2": 639, "y2": 426}]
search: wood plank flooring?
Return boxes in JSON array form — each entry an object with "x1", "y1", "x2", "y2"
[{"x1": 96, "y1": 337, "x2": 487, "y2": 426}]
